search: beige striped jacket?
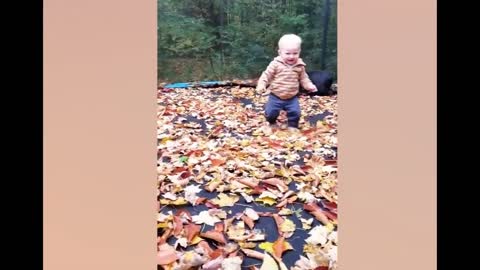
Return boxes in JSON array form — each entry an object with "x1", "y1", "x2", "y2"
[{"x1": 256, "y1": 56, "x2": 315, "y2": 99}]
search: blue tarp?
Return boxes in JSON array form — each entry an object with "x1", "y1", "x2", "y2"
[
  {"x1": 163, "y1": 82, "x2": 193, "y2": 88},
  {"x1": 164, "y1": 81, "x2": 223, "y2": 89}
]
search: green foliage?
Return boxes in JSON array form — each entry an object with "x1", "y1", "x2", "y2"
[{"x1": 158, "y1": 0, "x2": 337, "y2": 82}]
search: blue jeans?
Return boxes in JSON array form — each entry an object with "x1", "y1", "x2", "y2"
[{"x1": 264, "y1": 94, "x2": 301, "y2": 128}]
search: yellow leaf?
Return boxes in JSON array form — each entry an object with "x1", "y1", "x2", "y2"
[
  {"x1": 160, "y1": 137, "x2": 172, "y2": 144},
  {"x1": 293, "y1": 140, "x2": 305, "y2": 150},
  {"x1": 160, "y1": 197, "x2": 188, "y2": 206},
  {"x1": 240, "y1": 139, "x2": 250, "y2": 147},
  {"x1": 280, "y1": 219, "x2": 296, "y2": 233},
  {"x1": 303, "y1": 243, "x2": 322, "y2": 254},
  {"x1": 326, "y1": 222, "x2": 335, "y2": 232},
  {"x1": 255, "y1": 197, "x2": 276, "y2": 206},
  {"x1": 275, "y1": 166, "x2": 292, "y2": 180},
  {"x1": 211, "y1": 193, "x2": 240, "y2": 207},
  {"x1": 259, "y1": 241, "x2": 292, "y2": 254},
  {"x1": 157, "y1": 222, "x2": 171, "y2": 229},
  {"x1": 190, "y1": 235, "x2": 204, "y2": 245},
  {"x1": 239, "y1": 242, "x2": 257, "y2": 249},
  {"x1": 161, "y1": 264, "x2": 175, "y2": 270},
  {"x1": 258, "y1": 242, "x2": 274, "y2": 253},
  {"x1": 278, "y1": 208, "x2": 293, "y2": 216}
]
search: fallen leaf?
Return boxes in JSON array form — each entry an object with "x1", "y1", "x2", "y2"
[
  {"x1": 191, "y1": 235, "x2": 204, "y2": 245},
  {"x1": 241, "y1": 192, "x2": 254, "y2": 203},
  {"x1": 305, "y1": 225, "x2": 329, "y2": 245},
  {"x1": 238, "y1": 241, "x2": 257, "y2": 249},
  {"x1": 255, "y1": 197, "x2": 276, "y2": 206},
  {"x1": 185, "y1": 223, "x2": 201, "y2": 243},
  {"x1": 202, "y1": 255, "x2": 224, "y2": 270},
  {"x1": 211, "y1": 193, "x2": 240, "y2": 207},
  {"x1": 205, "y1": 178, "x2": 222, "y2": 192},
  {"x1": 300, "y1": 218, "x2": 314, "y2": 230},
  {"x1": 258, "y1": 239, "x2": 292, "y2": 256},
  {"x1": 160, "y1": 197, "x2": 188, "y2": 206},
  {"x1": 157, "y1": 243, "x2": 178, "y2": 265},
  {"x1": 192, "y1": 210, "x2": 221, "y2": 226},
  {"x1": 175, "y1": 250, "x2": 208, "y2": 269},
  {"x1": 162, "y1": 192, "x2": 177, "y2": 201},
  {"x1": 184, "y1": 184, "x2": 202, "y2": 205},
  {"x1": 200, "y1": 229, "x2": 227, "y2": 244},
  {"x1": 304, "y1": 203, "x2": 331, "y2": 225},
  {"x1": 157, "y1": 86, "x2": 339, "y2": 269},
  {"x1": 221, "y1": 256, "x2": 242, "y2": 270},
  {"x1": 241, "y1": 215, "x2": 255, "y2": 230},
  {"x1": 244, "y1": 208, "x2": 259, "y2": 220},
  {"x1": 259, "y1": 251, "x2": 288, "y2": 270},
  {"x1": 279, "y1": 218, "x2": 296, "y2": 234},
  {"x1": 241, "y1": 248, "x2": 265, "y2": 260},
  {"x1": 174, "y1": 237, "x2": 188, "y2": 249},
  {"x1": 211, "y1": 158, "x2": 226, "y2": 166}
]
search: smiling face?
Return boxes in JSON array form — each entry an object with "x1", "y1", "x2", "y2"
[{"x1": 278, "y1": 43, "x2": 301, "y2": 65}]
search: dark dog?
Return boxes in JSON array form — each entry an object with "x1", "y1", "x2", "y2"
[{"x1": 300, "y1": 70, "x2": 336, "y2": 96}]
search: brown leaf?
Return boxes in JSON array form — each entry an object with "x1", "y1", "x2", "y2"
[
  {"x1": 275, "y1": 199, "x2": 288, "y2": 208},
  {"x1": 202, "y1": 255, "x2": 225, "y2": 270},
  {"x1": 185, "y1": 223, "x2": 201, "y2": 243},
  {"x1": 157, "y1": 243, "x2": 178, "y2": 265},
  {"x1": 321, "y1": 200, "x2": 338, "y2": 212},
  {"x1": 215, "y1": 222, "x2": 225, "y2": 232},
  {"x1": 205, "y1": 179, "x2": 222, "y2": 192},
  {"x1": 195, "y1": 197, "x2": 207, "y2": 205},
  {"x1": 250, "y1": 185, "x2": 266, "y2": 195},
  {"x1": 272, "y1": 236, "x2": 287, "y2": 258},
  {"x1": 287, "y1": 195, "x2": 298, "y2": 203},
  {"x1": 209, "y1": 248, "x2": 225, "y2": 260},
  {"x1": 241, "y1": 248, "x2": 265, "y2": 260},
  {"x1": 158, "y1": 228, "x2": 172, "y2": 245},
  {"x1": 290, "y1": 165, "x2": 307, "y2": 175},
  {"x1": 304, "y1": 202, "x2": 330, "y2": 225},
  {"x1": 211, "y1": 158, "x2": 226, "y2": 166},
  {"x1": 241, "y1": 215, "x2": 255, "y2": 230},
  {"x1": 172, "y1": 166, "x2": 188, "y2": 174},
  {"x1": 224, "y1": 217, "x2": 235, "y2": 233},
  {"x1": 200, "y1": 230, "x2": 227, "y2": 244},
  {"x1": 260, "y1": 171, "x2": 276, "y2": 179},
  {"x1": 261, "y1": 178, "x2": 288, "y2": 193},
  {"x1": 236, "y1": 178, "x2": 259, "y2": 188},
  {"x1": 272, "y1": 214, "x2": 284, "y2": 232},
  {"x1": 205, "y1": 200, "x2": 220, "y2": 208},
  {"x1": 324, "y1": 210, "x2": 338, "y2": 221},
  {"x1": 197, "y1": 240, "x2": 214, "y2": 255},
  {"x1": 280, "y1": 190, "x2": 295, "y2": 201},
  {"x1": 173, "y1": 216, "x2": 183, "y2": 236}
]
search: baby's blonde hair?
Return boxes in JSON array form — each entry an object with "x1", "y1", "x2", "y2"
[{"x1": 278, "y1": 34, "x2": 302, "y2": 50}]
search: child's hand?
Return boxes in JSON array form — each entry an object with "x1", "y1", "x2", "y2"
[
  {"x1": 257, "y1": 87, "x2": 270, "y2": 96},
  {"x1": 307, "y1": 85, "x2": 318, "y2": 92},
  {"x1": 262, "y1": 89, "x2": 271, "y2": 96}
]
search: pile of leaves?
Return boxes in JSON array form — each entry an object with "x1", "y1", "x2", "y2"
[{"x1": 157, "y1": 85, "x2": 338, "y2": 270}]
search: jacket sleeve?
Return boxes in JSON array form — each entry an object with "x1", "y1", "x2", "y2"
[
  {"x1": 256, "y1": 61, "x2": 277, "y2": 92},
  {"x1": 299, "y1": 67, "x2": 315, "y2": 91}
]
